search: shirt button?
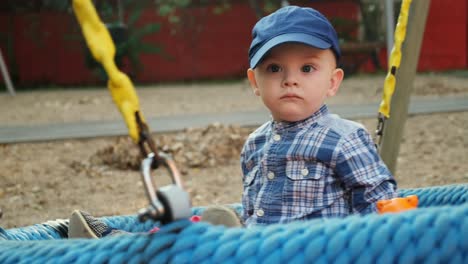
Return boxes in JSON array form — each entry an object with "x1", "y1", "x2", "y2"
[
  {"x1": 301, "y1": 168, "x2": 309, "y2": 176},
  {"x1": 267, "y1": 172, "x2": 275, "y2": 180},
  {"x1": 273, "y1": 134, "x2": 281, "y2": 141},
  {"x1": 256, "y1": 209, "x2": 265, "y2": 217}
]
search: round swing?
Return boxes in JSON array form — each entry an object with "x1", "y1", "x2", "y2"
[{"x1": 1, "y1": 0, "x2": 466, "y2": 263}]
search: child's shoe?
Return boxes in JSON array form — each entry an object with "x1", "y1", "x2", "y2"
[
  {"x1": 201, "y1": 205, "x2": 243, "y2": 227},
  {"x1": 68, "y1": 210, "x2": 128, "y2": 238}
]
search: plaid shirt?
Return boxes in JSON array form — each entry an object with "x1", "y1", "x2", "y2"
[{"x1": 240, "y1": 105, "x2": 397, "y2": 226}]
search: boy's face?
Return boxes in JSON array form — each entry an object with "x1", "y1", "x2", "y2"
[{"x1": 247, "y1": 43, "x2": 344, "y2": 122}]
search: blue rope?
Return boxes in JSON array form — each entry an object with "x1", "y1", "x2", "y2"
[
  {"x1": 398, "y1": 184, "x2": 467, "y2": 207},
  {"x1": 0, "y1": 184, "x2": 467, "y2": 263},
  {"x1": 1, "y1": 222, "x2": 66, "y2": 241}
]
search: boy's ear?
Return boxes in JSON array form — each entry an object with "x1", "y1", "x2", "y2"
[
  {"x1": 327, "y1": 68, "x2": 344, "y2": 97},
  {"x1": 247, "y1": 68, "x2": 260, "y2": 96}
]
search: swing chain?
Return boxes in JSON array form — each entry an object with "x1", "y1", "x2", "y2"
[
  {"x1": 374, "y1": 113, "x2": 387, "y2": 147},
  {"x1": 135, "y1": 111, "x2": 162, "y2": 168}
]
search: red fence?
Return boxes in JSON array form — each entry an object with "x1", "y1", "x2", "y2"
[
  {"x1": 0, "y1": 0, "x2": 466, "y2": 86},
  {"x1": 418, "y1": 0, "x2": 467, "y2": 71}
]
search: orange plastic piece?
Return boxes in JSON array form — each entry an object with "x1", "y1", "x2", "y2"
[{"x1": 377, "y1": 195, "x2": 418, "y2": 214}]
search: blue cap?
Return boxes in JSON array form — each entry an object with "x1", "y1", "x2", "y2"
[{"x1": 248, "y1": 6, "x2": 341, "y2": 68}]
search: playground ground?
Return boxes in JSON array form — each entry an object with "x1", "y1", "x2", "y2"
[{"x1": 1, "y1": 72, "x2": 467, "y2": 229}]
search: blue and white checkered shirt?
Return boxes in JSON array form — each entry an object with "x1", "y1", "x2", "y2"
[{"x1": 240, "y1": 105, "x2": 397, "y2": 226}]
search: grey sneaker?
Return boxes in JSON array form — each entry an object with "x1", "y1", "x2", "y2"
[
  {"x1": 201, "y1": 205, "x2": 243, "y2": 227},
  {"x1": 69, "y1": 210, "x2": 107, "y2": 238},
  {"x1": 68, "y1": 210, "x2": 128, "y2": 238}
]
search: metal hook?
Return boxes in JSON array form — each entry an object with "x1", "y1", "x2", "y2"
[
  {"x1": 137, "y1": 151, "x2": 190, "y2": 224},
  {"x1": 134, "y1": 111, "x2": 190, "y2": 224}
]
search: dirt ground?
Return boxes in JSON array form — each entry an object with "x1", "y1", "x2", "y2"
[{"x1": 1, "y1": 72, "x2": 467, "y2": 229}]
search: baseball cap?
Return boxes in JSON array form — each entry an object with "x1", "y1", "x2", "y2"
[{"x1": 248, "y1": 6, "x2": 341, "y2": 68}]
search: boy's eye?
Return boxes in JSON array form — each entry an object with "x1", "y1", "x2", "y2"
[
  {"x1": 267, "y1": 64, "x2": 281, "y2": 72},
  {"x1": 302, "y1": 65, "x2": 313, "y2": 73}
]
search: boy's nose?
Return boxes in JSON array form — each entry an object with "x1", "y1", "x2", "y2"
[{"x1": 282, "y1": 73, "x2": 299, "y2": 87}]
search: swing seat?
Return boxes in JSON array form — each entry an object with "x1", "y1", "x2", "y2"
[{"x1": 0, "y1": 184, "x2": 466, "y2": 263}]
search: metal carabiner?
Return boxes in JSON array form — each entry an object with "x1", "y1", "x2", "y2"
[
  {"x1": 137, "y1": 151, "x2": 191, "y2": 224},
  {"x1": 134, "y1": 111, "x2": 191, "y2": 224}
]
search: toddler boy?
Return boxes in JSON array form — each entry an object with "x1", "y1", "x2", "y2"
[{"x1": 241, "y1": 5, "x2": 397, "y2": 226}]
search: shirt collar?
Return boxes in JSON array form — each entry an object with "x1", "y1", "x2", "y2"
[{"x1": 271, "y1": 104, "x2": 328, "y2": 133}]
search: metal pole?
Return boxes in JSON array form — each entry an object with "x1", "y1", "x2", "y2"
[
  {"x1": 385, "y1": 0, "x2": 395, "y2": 61},
  {"x1": 0, "y1": 48, "x2": 15, "y2": 96}
]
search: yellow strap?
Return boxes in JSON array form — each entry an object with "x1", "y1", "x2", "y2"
[
  {"x1": 73, "y1": 0, "x2": 143, "y2": 142},
  {"x1": 379, "y1": 0, "x2": 412, "y2": 118}
]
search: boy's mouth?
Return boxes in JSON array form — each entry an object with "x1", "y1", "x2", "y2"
[{"x1": 280, "y1": 93, "x2": 302, "y2": 100}]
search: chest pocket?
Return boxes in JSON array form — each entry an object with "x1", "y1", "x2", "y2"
[{"x1": 283, "y1": 160, "x2": 332, "y2": 214}]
